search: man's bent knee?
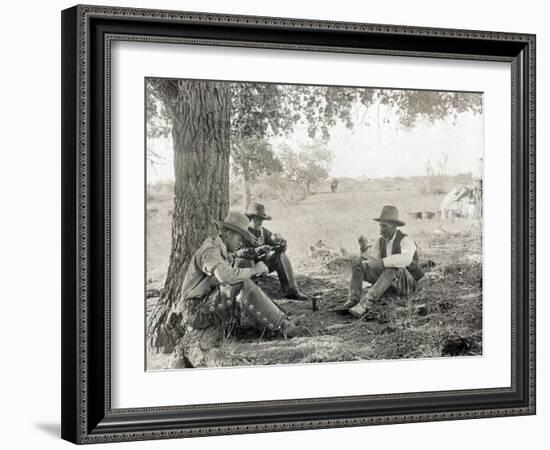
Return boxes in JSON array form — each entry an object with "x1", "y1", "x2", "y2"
[
  {"x1": 220, "y1": 282, "x2": 243, "y2": 299},
  {"x1": 351, "y1": 257, "x2": 364, "y2": 271},
  {"x1": 241, "y1": 279, "x2": 254, "y2": 289}
]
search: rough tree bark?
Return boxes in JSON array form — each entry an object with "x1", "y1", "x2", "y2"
[
  {"x1": 242, "y1": 160, "x2": 252, "y2": 211},
  {"x1": 147, "y1": 80, "x2": 231, "y2": 353}
]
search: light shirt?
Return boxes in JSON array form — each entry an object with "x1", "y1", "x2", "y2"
[
  {"x1": 361, "y1": 232, "x2": 416, "y2": 268},
  {"x1": 180, "y1": 236, "x2": 257, "y2": 301}
]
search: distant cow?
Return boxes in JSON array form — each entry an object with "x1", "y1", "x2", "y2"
[{"x1": 330, "y1": 179, "x2": 338, "y2": 193}]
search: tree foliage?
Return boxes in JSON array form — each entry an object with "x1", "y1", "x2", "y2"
[
  {"x1": 231, "y1": 137, "x2": 283, "y2": 209},
  {"x1": 231, "y1": 137, "x2": 282, "y2": 180},
  {"x1": 230, "y1": 83, "x2": 299, "y2": 141},
  {"x1": 147, "y1": 80, "x2": 482, "y2": 172},
  {"x1": 373, "y1": 89, "x2": 482, "y2": 128},
  {"x1": 279, "y1": 140, "x2": 333, "y2": 194},
  {"x1": 286, "y1": 86, "x2": 482, "y2": 138}
]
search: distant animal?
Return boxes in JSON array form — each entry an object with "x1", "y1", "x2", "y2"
[
  {"x1": 440, "y1": 186, "x2": 478, "y2": 219},
  {"x1": 408, "y1": 212, "x2": 422, "y2": 220},
  {"x1": 330, "y1": 179, "x2": 338, "y2": 193}
]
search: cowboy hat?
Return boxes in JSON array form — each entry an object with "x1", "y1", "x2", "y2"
[
  {"x1": 215, "y1": 211, "x2": 256, "y2": 244},
  {"x1": 373, "y1": 205, "x2": 405, "y2": 227},
  {"x1": 245, "y1": 202, "x2": 272, "y2": 221}
]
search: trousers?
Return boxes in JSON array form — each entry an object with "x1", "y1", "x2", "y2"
[
  {"x1": 174, "y1": 279, "x2": 288, "y2": 368},
  {"x1": 183, "y1": 279, "x2": 287, "y2": 331},
  {"x1": 349, "y1": 259, "x2": 417, "y2": 304},
  {"x1": 234, "y1": 251, "x2": 297, "y2": 293}
]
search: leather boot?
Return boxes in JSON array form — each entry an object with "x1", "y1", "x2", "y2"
[
  {"x1": 239, "y1": 279, "x2": 287, "y2": 330},
  {"x1": 349, "y1": 268, "x2": 397, "y2": 317},
  {"x1": 331, "y1": 297, "x2": 359, "y2": 312},
  {"x1": 277, "y1": 253, "x2": 308, "y2": 300},
  {"x1": 281, "y1": 314, "x2": 307, "y2": 338},
  {"x1": 349, "y1": 297, "x2": 374, "y2": 318},
  {"x1": 331, "y1": 258, "x2": 364, "y2": 312}
]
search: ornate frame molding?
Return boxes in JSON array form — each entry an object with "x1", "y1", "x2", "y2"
[{"x1": 61, "y1": 5, "x2": 536, "y2": 444}]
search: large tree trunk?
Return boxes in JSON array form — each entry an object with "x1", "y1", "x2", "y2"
[
  {"x1": 147, "y1": 80, "x2": 231, "y2": 353},
  {"x1": 242, "y1": 160, "x2": 252, "y2": 211}
]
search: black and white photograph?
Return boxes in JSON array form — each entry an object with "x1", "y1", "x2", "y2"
[
  {"x1": 145, "y1": 78, "x2": 484, "y2": 370},
  {"x1": 0, "y1": 0, "x2": 544, "y2": 446}
]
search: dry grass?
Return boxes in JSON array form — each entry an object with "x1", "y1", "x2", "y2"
[{"x1": 146, "y1": 178, "x2": 482, "y2": 369}]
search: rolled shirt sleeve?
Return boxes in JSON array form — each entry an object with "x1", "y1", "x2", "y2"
[
  {"x1": 361, "y1": 239, "x2": 381, "y2": 261},
  {"x1": 382, "y1": 236, "x2": 416, "y2": 268},
  {"x1": 197, "y1": 247, "x2": 257, "y2": 285},
  {"x1": 213, "y1": 264, "x2": 257, "y2": 285}
]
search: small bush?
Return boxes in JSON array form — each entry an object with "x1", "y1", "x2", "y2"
[{"x1": 252, "y1": 175, "x2": 307, "y2": 205}]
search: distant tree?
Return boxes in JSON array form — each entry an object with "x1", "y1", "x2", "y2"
[
  {"x1": 231, "y1": 137, "x2": 283, "y2": 210},
  {"x1": 146, "y1": 80, "x2": 171, "y2": 167},
  {"x1": 424, "y1": 151, "x2": 450, "y2": 194},
  {"x1": 230, "y1": 83, "x2": 302, "y2": 210},
  {"x1": 280, "y1": 141, "x2": 333, "y2": 195}
]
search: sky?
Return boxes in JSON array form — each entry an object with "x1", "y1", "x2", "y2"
[{"x1": 146, "y1": 94, "x2": 484, "y2": 184}]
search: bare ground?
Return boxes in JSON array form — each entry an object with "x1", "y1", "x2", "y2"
[
  {"x1": 146, "y1": 181, "x2": 482, "y2": 369},
  {"x1": 146, "y1": 229, "x2": 482, "y2": 369}
]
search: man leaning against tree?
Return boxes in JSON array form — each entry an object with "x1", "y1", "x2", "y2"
[{"x1": 168, "y1": 211, "x2": 303, "y2": 367}]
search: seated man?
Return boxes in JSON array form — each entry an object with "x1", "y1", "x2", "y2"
[
  {"x1": 235, "y1": 202, "x2": 308, "y2": 301},
  {"x1": 342, "y1": 205, "x2": 425, "y2": 318},
  {"x1": 171, "y1": 211, "x2": 303, "y2": 367}
]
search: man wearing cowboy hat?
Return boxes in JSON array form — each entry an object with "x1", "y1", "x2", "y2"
[
  {"x1": 235, "y1": 202, "x2": 308, "y2": 301},
  {"x1": 170, "y1": 211, "x2": 304, "y2": 366},
  {"x1": 341, "y1": 205, "x2": 425, "y2": 318}
]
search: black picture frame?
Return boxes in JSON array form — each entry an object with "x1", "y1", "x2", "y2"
[{"x1": 61, "y1": 4, "x2": 536, "y2": 444}]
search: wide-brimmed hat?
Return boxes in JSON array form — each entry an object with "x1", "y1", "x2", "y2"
[
  {"x1": 215, "y1": 211, "x2": 256, "y2": 244},
  {"x1": 245, "y1": 202, "x2": 272, "y2": 221},
  {"x1": 373, "y1": 205, "x2": 405, "y2": 226}
]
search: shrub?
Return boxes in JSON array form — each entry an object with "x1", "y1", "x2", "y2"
[{"x1": 252, "y1": 175, "x2": 307, "y2": 205}]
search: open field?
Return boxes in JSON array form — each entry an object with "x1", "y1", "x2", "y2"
[{"x1": 146, "y1": 178, "x2": 482, "y2": 368}]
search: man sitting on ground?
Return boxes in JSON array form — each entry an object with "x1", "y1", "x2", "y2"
[
  {"x1": 339, "y1": 205, "x2": 425, "y2": 318},
  {"x1": 234, "y1": 202, "x2": 308, "y2": 301},
  {"x1": 170, "y1": 211, "x2": 303, "y2": 367}
]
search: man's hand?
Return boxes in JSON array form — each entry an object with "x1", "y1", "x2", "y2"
[
  {"x1": 257, "y1": 245, "x2": 272, "y2": 254},
  {"x1": 253, "y1": 261, "x2": 269, "y2": 276},
  {"x1": 272, "y1": 234, "x2": 287, "y2": 251},
  {"x1": 358, "y1": 235, "x2": 369, "y2": 253},
  {"x1": 235, "y1": 247, "x2": 255, "y2": 259}
]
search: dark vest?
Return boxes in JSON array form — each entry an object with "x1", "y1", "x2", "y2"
[
  {"x1": 379, "y1": 230, "x2": 424, "y2": 281},
  {"x1": 249, "y1": 227, "x2": 266, "y2": 246}
]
